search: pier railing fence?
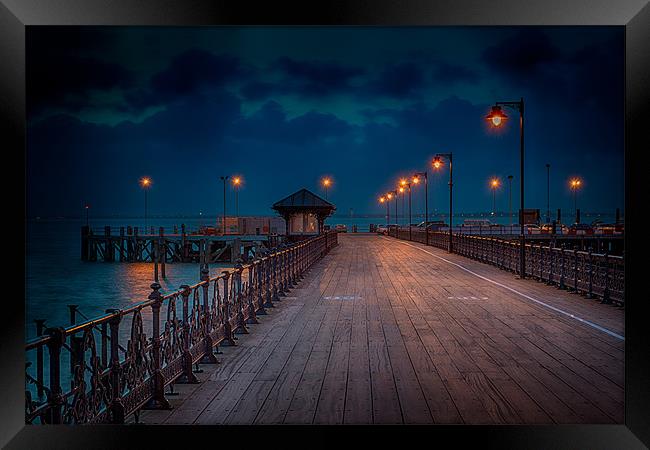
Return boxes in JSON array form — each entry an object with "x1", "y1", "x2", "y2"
[
  {"x1": 388, "y1": 227, "x2": 623, "y2": 306},
  {"x1": 25, "y1": 231, "x2": 338, "y2": 425}
]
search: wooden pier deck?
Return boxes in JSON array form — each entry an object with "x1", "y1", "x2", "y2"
[{"x1": 139, "y1": 233, "x2": 624, "y2": 425}]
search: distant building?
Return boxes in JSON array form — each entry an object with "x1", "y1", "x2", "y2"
[{"x1": 272, "y1": 188, "x2": 336, "y2": 238}]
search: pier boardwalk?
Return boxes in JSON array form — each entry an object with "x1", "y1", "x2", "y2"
[{"x1": 138, "y1": 233, "x2": 624, "y2": 425}]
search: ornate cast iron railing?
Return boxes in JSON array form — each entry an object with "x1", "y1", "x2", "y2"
[
  {"x1": 387, "y1": 227, "x2": 623, "y2": 305},
  {"x1": 25, "y1": 231, "x2": 338, "y2": 425}
]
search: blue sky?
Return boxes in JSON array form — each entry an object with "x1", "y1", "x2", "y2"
[{"x1": 26, "y1": 26, "x2": 624, "y2": 218}]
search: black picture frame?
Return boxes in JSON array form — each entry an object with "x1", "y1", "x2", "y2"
[{"x1": 2, "y1": 0, "x2": 648, "y2": 448}]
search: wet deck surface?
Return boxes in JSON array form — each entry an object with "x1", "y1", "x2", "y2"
[{"x1": 139, "y1": 234, "x2": 624, "y2": 425}]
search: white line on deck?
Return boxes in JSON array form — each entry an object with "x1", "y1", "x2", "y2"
[{"x1": 383, "y1": 237, "x2": 624, "y2": 341}]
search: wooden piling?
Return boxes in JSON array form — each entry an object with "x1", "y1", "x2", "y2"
[
  {"x1": 104, "y1": 226, "x2": 114, "y2": 262},
  {"x1": 81, "y1": 226, "x2": 90, "y2": 261}
]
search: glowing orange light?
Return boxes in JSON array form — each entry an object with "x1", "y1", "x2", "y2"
[
  {"x1": 232, "y1": 176, "x2": 242, "y2": 186},
  {"x1": 569, "y1": 178, "x2": 583, "y2": 190},
  {"x1": 399, "y1": 186, "x2": 405, "y2": 193},
  {"x1": 399, "y1": 178, "x2": 407, "y2": 187},
  {"x1": 322, "y1": 177, "x2": 332, "y2": 188},
  {"x1": 412, "y1": 176, "x2": 420, "y2": 184},
  {"x1": 485, "y1": 106, "x2": 508, "y2": 127},
  {"x1": 490, "y1": 178, "x2": 500, "y2": 189},
  {"x1": 379, "y1": 196, "x2": 386, "y2": 203},
  {"x1": 140, "y1": 177, "x2": 152, "y2": 188},
  {"x1": 432, "y1": 157, "x2": 443, "y2": 170},
  {"x1": 387, "y1": 193, "x2": 393, "y2": 200}
]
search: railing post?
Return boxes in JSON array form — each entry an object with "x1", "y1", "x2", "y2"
[
  {"x1": 547, "y1": 243, "x2": 554, "y2": 285},
  {"x1": 159, "y1": 227, "x2": 166, "y2": 279},
  {"x1": 263, "y1": 256, "x2": 274, "y2": 309},
  {"x1": 44, "y1": 327, "x2": 65, "y2": 424},
  {"x1": 34, "y1": 319, "x2": 46, "y2": 399},
  {"x1": 254, "y1": 260, "x2": 267, "y2": 315},
  {"x1": 573, "y1": 249, "x2": 578, "y2": 292},
  {"x1": 143, "y1": 283, "x2": 172, "y2": 410},
  {"x1": 587, "y1": 251, "x2": 594, "y2": 299},
  {"x1": 272, "y1": 253, "x2": 281, "y2": 302},
  {"x1": 559, "y1": 248, "x2": 566, "y2": 290},
  {"x1": 247, "y1": 264, "x2": 260, "y2": 323},
  {"x1": 176, "y1": 285, "x2": 199, "y2": 384},
  {"x1": 233, "y1": 263, "x2": 249, "y2": 334},
  {"x1": 105, "y1": 310, "x2": 125, "y2": 423},
  {"x1": 221, "y1": 271, "x2": 237, "y2": 346},
  {"x1": 602, "y1": 253, "x2": 611, "y2": 304},
  {"x1": 200, "y1": 268, "x2": 219, "y2": 364}
]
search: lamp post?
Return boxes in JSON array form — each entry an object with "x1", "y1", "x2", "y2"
[
  {"x1": 321, "y1": 177, "x2": 332, "y2": 200},
  {"x1": 486, "y1": 98, "x2": 526, "y2": 278},
  {"x1": 379, "y1": 196, "x2": 388, "y2": 226},
  {"x1": 489, "y1": 177, "x2": 500, "y2": 216},
  {"x1": 569, "y1": 177, "x2": 582, "y2": 222},
  {"x1": 232, "y1": 176, "x2": 242, "y2": 218},
  {"x1": 84, "y1": 204, "x2": 90, "y2": 227},
  {"x1": 432, "y1": 153, "x2": 453, "y2": 253},
  {"x1": 413, "y1": 172, "x2": 428, "y2": 245},
  {"x1": 220, "y1": 175, "x2": 229, "y2": 235},
  {"x1": 398, "y1": 186, "x2": 405, "y2": 225},
  {"x1": 545, "y1": 164, "x2": 551, "y2": 223},
  {"x1": 387, "y1": 190, "x2": 398, "y2": 226},
  {"x1": 507, "y1": 175, "x2": 513, "y2": 227},
  {"x1": 139, "y1": 177, "x2": 152, "y2": 231},
  {"x1": 399, "y1": 179, "x2": 412, "y2": 240}
]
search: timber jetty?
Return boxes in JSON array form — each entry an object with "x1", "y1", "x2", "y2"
[{"x1": 81, "y1": 224, "x2": 281, "y2": 264}]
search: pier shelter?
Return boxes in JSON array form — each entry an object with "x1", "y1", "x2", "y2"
[{"x1": 272, "y1": 188, "x2": 335, "y2": 239}]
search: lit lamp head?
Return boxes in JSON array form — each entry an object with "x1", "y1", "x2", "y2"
[
  {"x1": 386, "y1": 192, "x2": 393, "y2": 200},
  {"x1": 432, "y1": 156, "x2": 443, "y2": 170},
  {"x1": 412, "y1": 176, "x2": 420, "y2": 184},
  {"x1": 570, "y1": 178, "x2": 582, "y2": 190},
  {"x1": 322, "y1": 177, "x2": 332, "y2": 188},
  {"x1": 140, "y1": 177, "x2": 152, "y2": 189},
  {"x1": 379, "y1": 196, "x2": 386, "y2": 203},
  {"x1": 490, "y1": 178, "x2": 500, "y2": 189},
  {"x1": 399, "y1": 186, "x2": 405, "y2": 193},
  {"x1": 399, "y1": 178, "x2": 407, "y2": 187},
  {"x1": 232, "y1": 176, "x2": 242, "y2": 186},
  {"x1": 486, "y1": 105, "x2": 508, "y2": 127}
]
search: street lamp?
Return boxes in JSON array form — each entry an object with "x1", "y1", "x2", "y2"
[
  {"x1": 486, "y1": 98, "x2": 526, "y2": 278},
  {"x1": 569, "y1": 177, "x2": 582, "y2": 222},
  {"x1": 321, "y1": 177, "x2": 332, "y2": 200},
  {"x1": 220, "y1": 175, "x2": 229, "y2": 235},
  {"x1": 379, "y1": 196, "x2": 389, "y2": 225},
  {"x1": 232, "y1": 176, "x2": 242, "y2": 218},
  {"x1": 412, "y1": 171, "x2": 429, "y2": 245},
  {"x1": 399, "y1": 178, "x2": 412, "y2": 240},
  {"x1": 387, "y1": 190, "x2": 398, "y2": 229},
  {"x1": 398, "y1": 186, "x2": 405, "y2": 226},
  {"x1": 507, "y1": 175, "x2": 513, "y2": 227},
  {"x1": 432, "y1": 154, "x2": 453, "y2": 253},
  {"x1": 139, "y1": 177, "x2": 152, "y2": 231},
  {"x1": 545, "y1": 164, "x2": 551, "y2": 223},
  {"x1": 489, "y1": 177, "x2": 500, "y2": 216}
]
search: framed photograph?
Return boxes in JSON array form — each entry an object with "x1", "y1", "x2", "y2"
[{"x1": 2, "y1": 0, "x2": 648, "y2": 448}]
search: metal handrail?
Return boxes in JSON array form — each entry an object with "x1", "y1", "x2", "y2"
[{"x1": 25, "y1": 230, "x2": 339, "y2": 425}]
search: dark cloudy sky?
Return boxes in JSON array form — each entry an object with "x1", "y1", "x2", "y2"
[{"x1": 26, "y1": 26, "x2": 624, "y2": 218}]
